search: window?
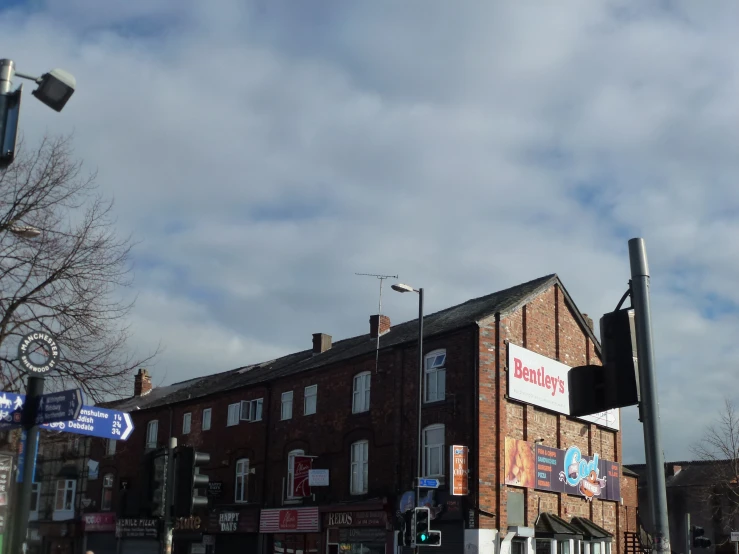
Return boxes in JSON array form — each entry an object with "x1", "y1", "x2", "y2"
[
  {"x1": 304, "y1": 385, "x2": 317, "y2": 415},
  {"x1": 29, "y1": 483, "x2": 39, "y2": 520},
  {"x1": 106, "y1": 439, "x2": 116, "y2": 456},
  {"x1": 54, "y1": 479, "x2": 76, "y2": 519},
  {"x1": 287, "y1": 449, "x2": 304, "y2": 498},
  {"x1": 281, "y1": 391, "x2": 293, "y2": 421},
  {"x1": 227, "y1": 403, "x2": 240, "y2": 426},
  {"x1": 350, "y1": 441, "x2": 369, "y2": 494},
  {"x1": 182, "y1": 412, "x2": 192, "y2": 435},
  {"x1": 101, "y1": 473, "x2": 114, "y2": 511},
  {"x1": 146, "y1": 420, "x2": 158, "y2": 449},
  {"x1": 202, "y1": 408, "x2": 212, "y2": 431},
  {"x1": 424, "y1": 350, "x2": 446, "y2": 402},
  {"x1": 423, "y1": 424, "x2": 445, "y2": 477},
  {"x1": 352, "y1": 372, "x2": 371, "y2": 413},
  {"x1": 240, "y1": 399, "x2": 264, "y2": 422},
  {"x1": 235, "y1": 458, "x2": 249, "y2": 503}
]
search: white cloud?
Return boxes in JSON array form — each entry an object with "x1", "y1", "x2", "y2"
[{"x1": 2, "y1": 0, "x2": 738, "y2": 462}]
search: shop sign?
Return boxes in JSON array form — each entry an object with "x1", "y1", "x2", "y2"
[
  {"x1": 0, "y1": 454, "x2": 11, "y2": 533},
  {"x1": 309, "y1": 469, "x2": 329, "y2": 486},
  {"x1": 338, "y1": 528, "x2": 387, "y2": 543},
  {"x1": 504, "y1": 437, "x2": 621, "y2": 502},
  {"x1": 207, "y1": 481, "x2": 223, "y2": 497},
  {"x1": 208, "y1": 508, "x2": 259, "y2": 534},
  {"x1": 450, "y1": 445, "x2": 469, "y2": 496},
  {"x1": 507, "y1": 344, "x2": 620, "y2": 430},
  {"x1": 174, "y1": 516, "x2": 203, "y2": 531},
  {"x1": 116, "y1": 518, "x2": 159, "y2": 539},
  {"x1": 293, "y1": 456, "x2": 313, "y2": 497},
  {"x1": 324, "y1": 511, "x2": 387, "y2": 528},
  {"x1": 260, "y1": 507, "x2": 320, "y2": 533},
  {"x1": 83, "y1": 512, "x2": 116, "y2": 532}
]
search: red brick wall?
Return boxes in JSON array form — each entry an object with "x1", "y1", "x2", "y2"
[{"x1": 477, "y1": 283, "x2": 636, "y2": 553}]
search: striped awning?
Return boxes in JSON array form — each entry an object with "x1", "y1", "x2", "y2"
[{"x1": 260, "y1": 507, "x2": 320, "y2": 533}]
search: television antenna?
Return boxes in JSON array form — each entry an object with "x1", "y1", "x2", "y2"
[{"x1": 356, "y1": 272, "x2": 398, "y2": 373}]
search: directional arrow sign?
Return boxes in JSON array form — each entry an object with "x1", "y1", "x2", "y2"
[
  {"x1": 418, "y1": 478, "x2": 440, "y2": 489},
  {"x1": 41, "y1": 405, "x2": 134, "y2": 440},
  {"x1": 36, "y1": 389, "x2": 83, "y2": 425}
]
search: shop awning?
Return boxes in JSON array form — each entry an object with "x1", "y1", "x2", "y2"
[
  {"x1": 535, "y1": 513, "x2": 584, "y2": 541},
  {"x1": 568, "y1": 517, "x2": 613, "y2": 542}
]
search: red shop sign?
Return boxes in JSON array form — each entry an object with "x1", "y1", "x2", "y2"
[
  {"x1": 260, "y1": 508, "x2": 320, "y2": 533},
  {"x1": 84, "y1": 512, "x2": 117, "y2": 532}
]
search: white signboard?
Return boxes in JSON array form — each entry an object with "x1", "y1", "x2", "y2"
[
  {"x1": 731, "y1": 532, "x2": 739, "y2": 542},
  {"x1": 507, "y1": 343, "x2": 620, "y2": 430},
  {"x1": 308, "y1": 469, "x2": 329, "y2": 486}
]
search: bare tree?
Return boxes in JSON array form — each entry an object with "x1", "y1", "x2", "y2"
[
  {"x1": 0, "y1": 134, "x2": 157, "y2": 401},
  {"x1": 690, "y1": 398, "x2": 739, "y2": 539}
]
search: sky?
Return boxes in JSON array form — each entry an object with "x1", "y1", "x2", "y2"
[{"x1": 2, "y1": 0, "x2": 739, "y2": 464}]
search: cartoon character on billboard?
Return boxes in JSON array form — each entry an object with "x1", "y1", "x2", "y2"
[{"x1": 558, "y1": 446, "x2": 607, "y2": 501}]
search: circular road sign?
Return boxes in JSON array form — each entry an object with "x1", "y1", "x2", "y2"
[{"x1": 17, "y1": 332, "x2": 60, "y2": 375}]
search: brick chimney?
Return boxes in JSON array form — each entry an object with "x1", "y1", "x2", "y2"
[
  {"x1": 582, "y1": 313, "x2": 594, "y2": 331},
  {"x1": 312, "y1": 333, "x2": 332, "y2": 355},
  {"x1": 369, "y1": 315, "x2": 391, "y2": 339},
  {"x1": 134, "y1": 368, "x2": 152, "y2": 396}
]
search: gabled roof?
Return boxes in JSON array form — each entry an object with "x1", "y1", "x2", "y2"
[
  {"x1": 106, "y1": 273, "x2": 597, "y2": 413},
  {"x1": 535, "y1": 512, "x2": 583, "y2": 537},
  {"x1": 625, "y1": 460, "x2": 739, "y2": 487},
  {"x1": 569, "y1": 516, "x2": 613, "y2": 539}
]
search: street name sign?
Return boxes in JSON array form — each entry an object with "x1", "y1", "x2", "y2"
[
  {"x1": 35, "y1": 389, "x2": 82, "y2": 425},
  {"x1": 731, "y1": 532, "x2": 739, "y2": 543},
  {"x1": 418, "y1": 478, "x2": 440, "y2": 489}
]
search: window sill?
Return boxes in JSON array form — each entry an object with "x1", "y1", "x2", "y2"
[
  {"x1": 423, "y1": 398, "x2": 452, "y2": 407},
  {"x1": 350, "y1": 409, "x2": 370, "y2": 416},
  {"x1": 52, "y1": 510, "x2": 74, "y2": 521},
  {"x1": 284, "y1": 498, "x2": 303, "y2": 505}
]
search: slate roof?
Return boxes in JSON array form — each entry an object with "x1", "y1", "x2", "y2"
[
  {"x1": 105, "y1": 273, "x2": 593, "y2": 413},
  {"x1": 535, "y1": 512, "x2": 583, "y2": 537},
  {"x1": 569, "y1": 516, "x2": 613, "y2": 539},
  {"x1": 625, "y1": 460, "x2": 738, "y2": 487},
  {"x1": 622, "y1": 466, "x2": 639, "y2": 478}
]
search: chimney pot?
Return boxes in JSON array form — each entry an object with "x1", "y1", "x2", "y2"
[
  {"x1": 312, "y1": 333, "x2": 332, "y2": 355},
  {"x1": 369, "y1": 315, "x2": 391, "y2": 339},
  {"x1": 134, "y1": 368, "x2": 152, "y2": 397},
  {"x1": 582, "y1": 313, "x2": 594, "y2": 331}
]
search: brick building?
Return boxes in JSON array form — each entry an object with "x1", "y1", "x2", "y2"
[{"x1": 78, "y1": 274, "x2": 638, "y2": 554}]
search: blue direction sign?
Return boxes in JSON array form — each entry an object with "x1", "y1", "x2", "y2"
[
  {"x1": 418, "y1": 478, "x2": 440, "y2": 489},
  {"x1": 41, "y1": 405, "x2": 134, "y2": 440},
  {"x1": 36, "y1": 389, "x2": 82, "y2": 425},
  {"x1": 0, "y1": 391, "x2": 25, "y2": 427}
]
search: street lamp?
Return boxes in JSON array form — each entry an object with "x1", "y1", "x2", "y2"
[
  {"x1": 0, "y1": 59, "x2": 76, "y2": 168},
  {"x1": 392, "y1": 283, "x2": 424, "y2": 513}
]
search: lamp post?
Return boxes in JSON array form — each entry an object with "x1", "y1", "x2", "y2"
[
  {"x1": 0, "y1": 58, "x2": 76, "y2": 168},
  {"x1": 391, "y1": 283, "x2": 424, "y2": 515}
]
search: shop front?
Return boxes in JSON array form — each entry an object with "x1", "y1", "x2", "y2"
[
  {"x1": 116, "y1": 517, "x2": 160, "y2": 554},
  {"x1": 320, "y1": 504, "x2": 391, "y2": 554},
  {"x1": 37, "y1": 521, "x2": 82, "y2": 554},
  {"x1": 83, "y1": 512, "x2": 117, "y2": 554},
  {"x1": 207, "y1": 505, "x2": 260, "y2": 554},
  {"x1": 260, "y1": 507, "x2": 321, "y2": 554}
]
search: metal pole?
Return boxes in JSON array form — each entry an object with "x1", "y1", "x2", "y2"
[
  {"x1": 162, "y1": 437, "x2": 177, "y2": 554},
  {"x1": 10, "y1": 375, "x2": 44, "y2": 554},
  {"x1": 629, "y1": 238, "x2": 671, "y2": 554},
  {"x1": 0, "y1": 60, "x2": 14, "y2": 94},
  {"x1": 685, "y1": 513, "x2": 690, "y2": 554},
  {"x1": 416, "y1": 288, "x2": 424, "y2": 507}
]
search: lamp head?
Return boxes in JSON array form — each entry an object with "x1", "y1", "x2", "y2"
[
  {"x1": 32, "y1": 68, "x2": 75, "y2": 112},
  {"x1": 391, "y1": 283, "x2": 415, "y2": 293}
]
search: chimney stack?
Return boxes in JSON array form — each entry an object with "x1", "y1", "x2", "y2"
[
  {"x1": 582, "y1": 313, "x2": 594, "y2": 331},
  {"x1": 134, "y1": 368, "x2": 152, "y2": 396},
  {"x1": 312, "y1": 333, "x2": 332, "y2": 355},
  {"x1": 369, "y1": 315, "x2": 391, "y2": 339}
]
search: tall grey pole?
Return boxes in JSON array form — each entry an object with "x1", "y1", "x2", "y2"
[
  {"x1": 0, "y1": 59, "x2": 14, "y2": 94},
  {"x1": 416, "y1": 288, "x2": 424, "y2": 552},
  {"x1": 685, "y1": 513, "x2": 691, "y2": 554},
  {"x1": 10, "y1": 375, "x2": 44, "y2": 554},
  {"x1": 162, "y1": 437, "x2": 177, "y2": 554},
  {"x1": 629, "y1": 238, "x2": 671, "y2": 554}
]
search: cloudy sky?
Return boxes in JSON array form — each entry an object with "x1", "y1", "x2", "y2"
[{"x1": 3, "y1": 0, "x2": 739, "y2": 464}]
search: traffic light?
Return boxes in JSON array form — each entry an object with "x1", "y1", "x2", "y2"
[
  {"x1": 173, "y1": 446, "x2": 210, "y2": 517},
  {"x1": 411, "y1": 507, "x2": 441, "y2": 547},
  {"x1": 692, "y1": 526, "x2": 711, "y2": 548},
  {"x1": 0, "y1": 87, "x2": 22, "y2": 169},
  {"x1": 149, "y1": 448, "x2": 168, "y2": 517},
  {"x1": 399, "y1": 510, "x2": 413, "y2": 547},
  {"x1": 569, "y1": 308, "x2": 640, "y2": 417}
]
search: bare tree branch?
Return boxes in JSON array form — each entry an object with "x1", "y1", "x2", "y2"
[{"x1": 0, "y1": 134, "x2": 158, "y2": 402}]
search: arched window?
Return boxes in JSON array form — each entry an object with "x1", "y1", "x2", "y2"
[
  {"x1": 235, "y1": 458, "x2": 249, "y2": 503},
  {"x1": 352, "y1": 372, "x2": 371, "y2": 413},
  {"x1": 101, "y1": 473, "x2": 114, "y2": 511},
  {"x1": 350, "y1": 440, "x2": 369, "y2": 495},
  {"x1": 423, "y1": 424, "x2": 445, "y2": 477},
  {"x1": 424, "y1": 349, "x2": 446, "y2": 402},
  {"x1": 287, "y1": 449, "x2": 305, "y2": 498}
]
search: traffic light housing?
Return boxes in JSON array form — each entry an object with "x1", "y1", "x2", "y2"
[
  {"x1": 692, "y1": 526, "x2": 711, "y2": 548},
  {"x1": 149, "y1": 448, "x2": 168, "y2": 518},
  {"x1": 173, "y1": 446, "x2": 210, "y2": 517},
  {"x1": 569, "y1": 308, "x2": 640, "y2": 417},
  {"x1": 400, "y1": 510, "x2": 413, "y2": 547},
  {"x1": 411, "y1": 507, "x2": 442, "y2": 547}
]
